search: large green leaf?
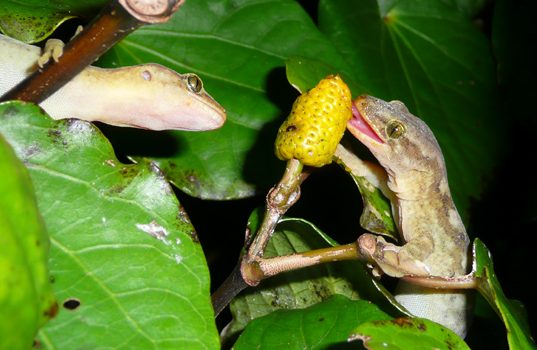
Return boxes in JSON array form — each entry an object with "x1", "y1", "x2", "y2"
[
  {"x1": 286, "y1": 56, "x2": 364, "y2": 95},
  {"x1": 0, "y1": 133, "x2": 55, "y2": 350},
  {"x1": 234, "y1": 294, "x2": 469, "y2": 349},
  {"x1": 472, "y1": 239, "x2": 537, "y2": 349},
  {"x1": 316, "y1": 0, "x2": 503, "y2": 222},
  {"x1": 0, "y1": 102, "x2": 218, "y2": 349},
  {"x1": 224, "y1": 212, "x2": 401, "y2": 342},
  {"x1": 233, "y1": 295, "x2": 392, "y2": 350},
  {"x1": 97, "y1": 0, "x2": 353, "y2": 200}
]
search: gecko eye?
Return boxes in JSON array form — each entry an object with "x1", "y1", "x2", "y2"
[
  {"x1": 186, "y1": 74, "x2": 203, "y2": 94},
  {"x1": 386, "y1": 120, "x2": 406, "y2": 139}
]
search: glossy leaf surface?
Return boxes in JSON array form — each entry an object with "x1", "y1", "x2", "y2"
[
  {"x1": 473, "y1": 239, "x2": 537, "y2": 349},
  {"x1": 234, "y1": 295, "x2": 391, "y2": 350},
  {"x1": 349, "y1": 317, "x2": 470, "y2": 350}
]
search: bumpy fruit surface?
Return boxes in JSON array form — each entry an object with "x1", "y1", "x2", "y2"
[{"x1": 275, "y1": 75, "x2": 352, "y2": 167}]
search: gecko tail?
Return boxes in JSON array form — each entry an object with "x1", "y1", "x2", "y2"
[{"x1": 394, "y1": 280, "x2": 473, "y2": 338}]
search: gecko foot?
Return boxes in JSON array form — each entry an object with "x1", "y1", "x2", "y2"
[
  {"x1": 357, "y1": 233, "x2": 377, "y2": 257},
  {"x1": 37, "y1": 26, "x2": 83, "y2": 68},
  {"x1": 37, "y1": 39, "x2": 65, "y2": 68}
]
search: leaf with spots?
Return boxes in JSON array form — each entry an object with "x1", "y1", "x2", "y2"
[
  {"x1": 233, "y1": 295, "x2": 392, "y2": 350},
  {"x1": 0, "y1": 0, "x2": 103, "y2": 43},
  {"x1": 349, "y1": 317, "x2": 470, "y2": 350},
  {"x1": 0, "y1": 102, "x2": 218, "y2": 349}
]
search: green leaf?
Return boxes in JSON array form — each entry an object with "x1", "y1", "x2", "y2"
[
  {"x1": 98, "y1": 0, "x2": 353, "y2": 200},
  {"x1": 285, "y1": 56, "x2": 363, "y2": 94},
  {"x1": 0, "y1": 133, "x2": 56, "y2": 350},
  {"x1": 349, "y1": 317, "x2": 470, "y2": 350},
  {"x1": 331, "y1": 148, "x2": 398, "y2": 239},
  {"x1": 224, "y1": 213, "x2": 401, "y2": 342},
  {"x1": 233, "y1": 295, "x2": 392, "y2": 350},
  {"x1": 349, "y1": 174, "x2": 397, "y2": 238},
  {"x1": 0, "y1": 102, "x2": 218, "y2": 349},
  {"x1": 0, "y1": 0, "x2": 102, "y2": 43},
  {"x1": 473, "y1": 239, "x2": 537, "y2": 349},
  {"x1": 313, "y1": 0, "x2": 504, "y2": 222}
]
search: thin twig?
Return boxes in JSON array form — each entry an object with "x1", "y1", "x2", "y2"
[{"x1": 258, "y1": 243, "x2": 362, "y2": 278}]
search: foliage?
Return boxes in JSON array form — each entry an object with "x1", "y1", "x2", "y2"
[
  {"x1": 1, "y1": 0, "x2": 535, "y2": 349},
  {"x1": 0, "y1": 103, "x2": 218, "y2": 349}
]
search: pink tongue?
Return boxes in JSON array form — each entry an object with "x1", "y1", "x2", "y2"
[{"x1": 349, "y1": 105, "x2": 384, "y2": 144}]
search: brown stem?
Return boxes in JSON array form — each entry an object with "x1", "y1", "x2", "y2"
[
  {"x1": 213, "y1": 242, "x2": 364, "y2": 315},
  {"x1": 211, "y1": 160, "x2": 304, "y2": 314},
  {"x1": 240, "y1": 243, "x2": 365, "y2": 287},
  {"x1": 257, "y1": 243, "x2": 362, "y2": 278},
  {"x1": 246, "y1": 159, "x2": 303, "y2": 259},
  {"x1": 211, "y1": 263, "x2": 249, "y2": 317}
]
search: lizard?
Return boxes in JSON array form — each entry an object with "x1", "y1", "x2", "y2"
[
  {"x1": 0, "y1": 33, "x2": 226, "y2": 131},
  {"x1": 343, "y1": 95, "x2": 471, "y2": 337}
]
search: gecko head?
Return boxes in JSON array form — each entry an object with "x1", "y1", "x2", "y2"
[
  {"x1": 174, "y1": 72, "x2": 227, "y2": 130},
  {"x1": 127, "y1": 64, "x2": 226, "y2": 131},
  {"x1": 347, "y1": 95, "x2": 445, "y2": 177}
]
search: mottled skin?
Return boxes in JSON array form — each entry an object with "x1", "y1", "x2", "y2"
[{"x1": 347, "y1": 95, "x2": 470, "y2": 337}]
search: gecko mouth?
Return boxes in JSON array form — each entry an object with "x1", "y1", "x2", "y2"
[{"x1": 349, "y1": 103, "x2": 384, "y2": 144}]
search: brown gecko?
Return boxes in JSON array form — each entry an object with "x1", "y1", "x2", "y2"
[{"x1": 345, "y1": 95, "x2": 471, "y2": 337}]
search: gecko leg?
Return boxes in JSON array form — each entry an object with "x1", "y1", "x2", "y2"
[
  {"x1": 37, "y1": 39, "x2": 64, "y2": 67},
  {"x1": 37, "y1": 26, "x2": 84, "y2": 67},
  {"x1": 357, "y1": 233, "x2": 432, "y2": 277}
]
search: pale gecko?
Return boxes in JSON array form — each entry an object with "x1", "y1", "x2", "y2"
[{"x1": 0, "y1": 33, "x2": 226, "y2": 131}]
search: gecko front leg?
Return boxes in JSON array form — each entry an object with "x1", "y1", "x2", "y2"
[
  {"x1": 37, "y1": 26, "x2": 84, "y2": 67},
  {"x1": 37, "y1": 39, "x2": 65, "y2": 67},
  {"x1": 357, "y1": 233, "x2": 433, "y2": 278}
]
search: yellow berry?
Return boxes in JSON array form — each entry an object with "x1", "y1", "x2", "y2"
[{"x1": 275, "y1": 75, "x2": 352, "y2": 167}]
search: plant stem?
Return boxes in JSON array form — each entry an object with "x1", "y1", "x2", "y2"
[
  {"x1": 257, "y1": 243, "x2": 362, "y2": 278},
  {"x1": 246, "y1": 159, "x2": 303, "y2": 259},
  {"x1": 241, "y1": 159, "x2": 303, "y2": 285}
]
